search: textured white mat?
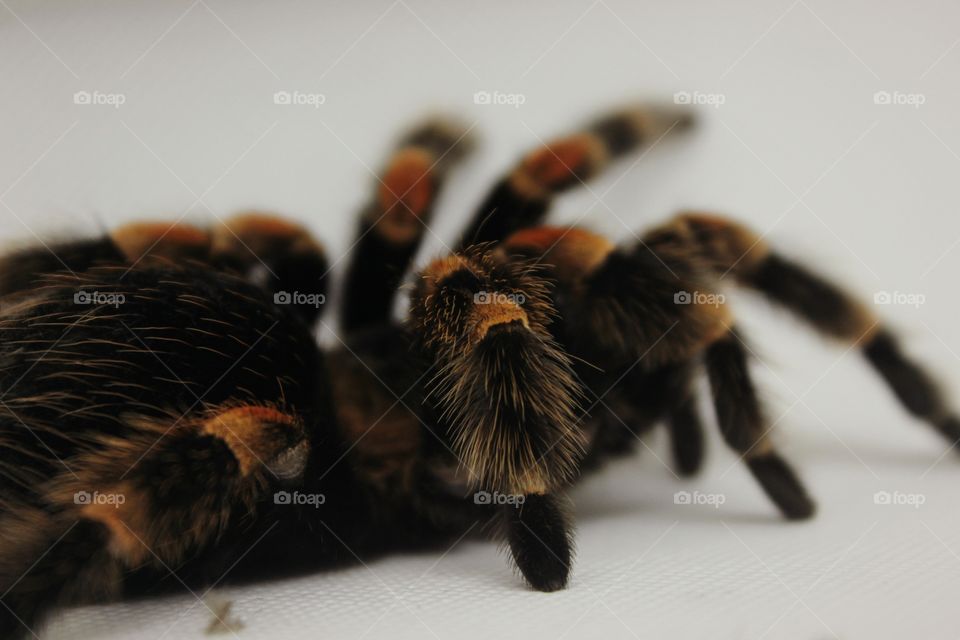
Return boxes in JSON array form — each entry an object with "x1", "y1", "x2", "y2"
[{"x1": 2, "y1": 1, "x2": 959, "y2": 638}]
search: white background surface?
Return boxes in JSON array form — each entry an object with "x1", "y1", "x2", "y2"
[{"x1": 2, "y1": 1, "x2": 960, "y2": 638}]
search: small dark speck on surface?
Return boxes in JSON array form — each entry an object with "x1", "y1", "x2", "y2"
[{"x1": 205, "y1": 598, "x2": 245, "y2": 635}]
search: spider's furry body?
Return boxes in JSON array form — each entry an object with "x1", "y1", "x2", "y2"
[{"x1": 0, "y1": 105, "x2": 957, "y2": 637}]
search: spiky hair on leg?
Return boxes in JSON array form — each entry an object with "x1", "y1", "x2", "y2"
[
  {"x1": 501, "y1": 226, "x2": 726, "y2": 368},
  {"x1": 409, "y1": 246, "x2": 586, "y2": 496}
]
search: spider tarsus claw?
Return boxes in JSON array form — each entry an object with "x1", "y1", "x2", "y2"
[
  {"x1": 746, "y1": 454, "x2": 816, "y2": 520},
  {"x1": 674, "y1": 454, "x2": 703, "y2": 478},
  {"x1": 526, "y1": 564, "x2": 569, "y2": 593},
  {"x1": 515, "y1": 538, "x2": 571, "y2": 593},
  {"x1": 504, "y1": 494, "x2": 572, "y2": 592},
  {"x1": 671, "y1": 440, "x2": 703, "y2": 477},
  {"x1": 934, "y1": 416, "x2": 960, "y2": 450},
  {"x1": 670, "y1": 417, "x2": 705, "y2": 477}
]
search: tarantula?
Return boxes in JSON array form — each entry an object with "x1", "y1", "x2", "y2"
[{"x1": 0, "y1": 104, "x2": 955, "y2": 638}]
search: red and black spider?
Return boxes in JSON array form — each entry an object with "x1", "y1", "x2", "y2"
[{"x1": 0, "y1": 105, "x2": 955, "y2": 638}]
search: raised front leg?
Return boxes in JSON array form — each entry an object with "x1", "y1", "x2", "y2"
[{"x1": 408, "y1": 247, "x2": 585, "y2": 590}]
